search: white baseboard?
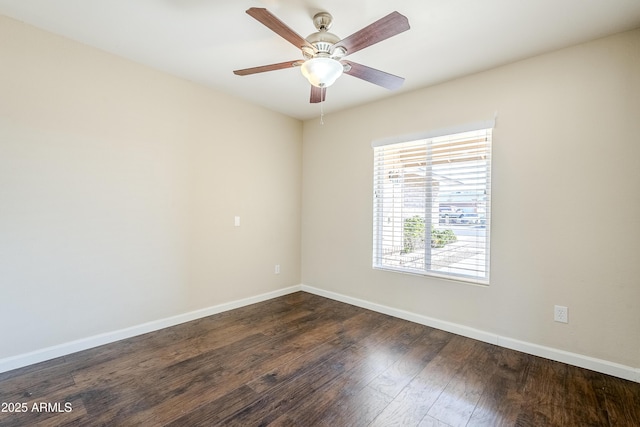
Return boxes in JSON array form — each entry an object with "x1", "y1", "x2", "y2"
[
  {"x1": 301, "y1": 285, "x2": 640, "y2": 383},
  {"x1": 0, "y1": 285, "x2": 302, "y2": 374},
  {"x1": 3, "y1": 284, "x2": 638, "y2": 383}
]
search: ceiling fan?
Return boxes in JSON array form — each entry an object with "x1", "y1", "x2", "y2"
[{"x1": 233, "y1": 8, "x2": 410, "y2": 103}]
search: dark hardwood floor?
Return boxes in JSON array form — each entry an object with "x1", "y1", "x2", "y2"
[{"x1": 1, "y1": 292, "x2": 638, "y2": 426}]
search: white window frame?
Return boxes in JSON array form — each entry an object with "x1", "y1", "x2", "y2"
[{"x1": 372, "y1": 120, "x2": 494, "y2": 285}]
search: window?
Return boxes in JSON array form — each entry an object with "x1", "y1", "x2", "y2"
[{"x1": 372, "y1": 124, "x2": 493, "y2": 284}]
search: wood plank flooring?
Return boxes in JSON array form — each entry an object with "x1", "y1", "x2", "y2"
[{"x1": 0, "y1": 292, "x2": 638, "y2": 426}]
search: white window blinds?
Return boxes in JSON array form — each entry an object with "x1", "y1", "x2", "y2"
[{"x1": 373, "y1": 126, "x2": 493, "y2": 284}]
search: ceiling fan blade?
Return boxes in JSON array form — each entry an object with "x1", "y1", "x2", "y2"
[
  {"x1": 246, "y1": 8, "x2": 314, "y2": 50},
  {"x1": 335, "y1": 11, "x2": 409, "y2": 56},
  {"x1": 342, "y1": 61, "x2": 405, "y2": 91},
  {"x1": 310, "y1": 86, "x2": 327, "y2": 103},
  {"x1": 234, "y1": 60, "x2": 302, "y2": 76}
]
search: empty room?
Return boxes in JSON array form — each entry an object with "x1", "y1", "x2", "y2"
[{"x1": 1, "y1": 0, "x2": 639, "y2": 425}]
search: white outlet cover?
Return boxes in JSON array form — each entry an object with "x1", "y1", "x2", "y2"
[{"x1": 554, "y1": 305, "x2": 568, "y2": 323}]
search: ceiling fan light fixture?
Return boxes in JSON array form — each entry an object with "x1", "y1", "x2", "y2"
[{"x1": 300, "y1": 57, "x2": 343, "y2": 88}]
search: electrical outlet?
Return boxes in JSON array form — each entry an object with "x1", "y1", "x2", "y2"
[
  {"x1": 554, "y1": 305, "x2": 568, "y2": 323},
  {"x1": 274, "y1": 264, "x2": 280, "y2": 274}
]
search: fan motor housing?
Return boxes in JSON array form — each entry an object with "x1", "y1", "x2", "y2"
[{"x1": 306, "y1": 31, "x2": 340, "y2": 54}]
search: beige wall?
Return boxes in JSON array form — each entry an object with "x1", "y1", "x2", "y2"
[
  {"x1": 0, "y1": 16, "x2": 302, "y2": 359},
  {"x1": 302, "y1": 29, "x2": 640, "y2": 367}
]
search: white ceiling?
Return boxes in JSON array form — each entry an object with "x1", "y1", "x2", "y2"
[{"x1": 2, "y1": 0, "x2": 640, "y2": 120}]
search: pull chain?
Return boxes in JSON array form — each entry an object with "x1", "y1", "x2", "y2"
[{"x1": 320, "y1": 99, "x2": 325, "y2": 125}]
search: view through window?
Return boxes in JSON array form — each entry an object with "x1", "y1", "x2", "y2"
[{"x1": 373, "y1": 127, "x2": 492, "y2": 284}]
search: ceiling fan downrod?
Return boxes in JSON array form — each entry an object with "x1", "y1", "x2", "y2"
[{"x1": 302, "y1": 12, "x2": 346, "y2": 60}]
